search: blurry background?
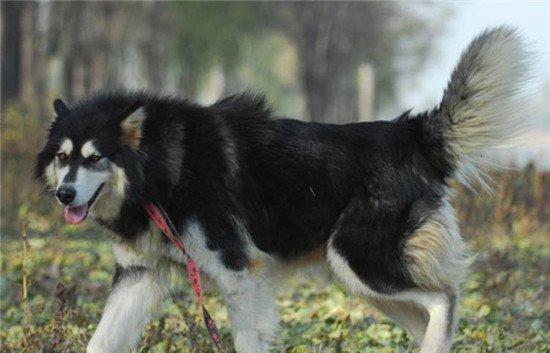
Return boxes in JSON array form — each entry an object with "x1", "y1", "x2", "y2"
[{"x1": 1, "y1": 2, "x2": 548, "y2": 353}]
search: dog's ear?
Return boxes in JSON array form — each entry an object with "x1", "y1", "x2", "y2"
[
  {"x1": 53, "y1": 98, "x2": 70, "y2": 117},
  {"x1": 120, "y1": 106, "x2": 146, "y2": 148}
]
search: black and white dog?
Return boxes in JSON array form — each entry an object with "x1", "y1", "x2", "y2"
[{"x1": 36, "y1": 27, "x2": 531, "y2": 353}]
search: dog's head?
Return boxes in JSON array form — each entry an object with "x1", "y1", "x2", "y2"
[{"x1": 36, "y1": 97, "x2": 146, "y2": 224}]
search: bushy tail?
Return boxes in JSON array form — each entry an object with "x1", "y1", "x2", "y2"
[{"x1": 434, "y1": 26, "x2": 533, "y2": 191}]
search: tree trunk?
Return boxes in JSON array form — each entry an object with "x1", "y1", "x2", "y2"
[
  {"x1": 1, "y1": 1, "x2": 23, "y2": 104},
  {"x1": 57, "y1": 2, "x2": 84, "y2": 102},
  {"x1": 19, "y1": 2, "x2": 37, "y2": 106},
  {"x1": 143, "y1": 2, "x2": 166, "y2": 91},
  {"x1": 31, "y1": 3, "x2": 49, "y2": 116},
  {"x1": 293, "y1": 3, "x2": 358, "y2": 124},
  {"x1": 10, "y1": 1, "x2": 50, "y2": 116},
  {"x1": 62, "y1": 57, "x2": 75, "y2": 101}
]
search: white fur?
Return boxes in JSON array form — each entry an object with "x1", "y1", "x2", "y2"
[
  {"x1": 59, "y1": 138, "x2": 73, "y2": 155},
  {"x1": 419, "y1": 294, "x2": 452, "y2": 353},
  {"x1": 399, "y1": 292, "x2": 454, "y2": 353},
  {"x1": 368, "y1": 297, "x2": 428, "y2": 345},
  {"x1": 81, "y1": 140, "x2": 99, "y2": 158},
  {"x1": 54, "y1": 165, "x2": 70, "y2": 189},
  {"x1": 88, "y1": 231, "x2": 171, "y2": 353},
  {"x1": 439, "y1": 26, "x2": 533, "y2": 192},
  {"x1": 68, "y1": 167, "x2": 109, "y2": 206},
  {"x1": 45, "y1": 161, "x2": 57, "y2": 187},
  {"x1": 90, "y1": 164, "x2": 128, "y2": 221},
  {"x1": 87, "y1": 267, "x2": 169, "y2": 353},
  {"x1": 87, "y1": 272, "x2": 169, "y2": 353}
]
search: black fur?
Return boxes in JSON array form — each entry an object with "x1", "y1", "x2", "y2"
[
  {"x1": 36, "y1": 91, "x2": 453, "y2": 293},
  {"x1": 53, "y1": 98, "x2": 70, "y2": 116},
  {"x1": 112, "y1": 264, "x2": 148, "y2": 287}
]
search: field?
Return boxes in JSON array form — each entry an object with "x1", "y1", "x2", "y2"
[{"x1": 1, "y1": 167, "x2": 549, "y2": 353}]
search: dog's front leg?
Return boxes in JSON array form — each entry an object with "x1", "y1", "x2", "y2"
[
  {"x1": 218, "y1": 271, "x2": 264, "y2": 353},
  {"x1": 178, "y1": 218, "x2": 277, "y2": 353},
  {"x1": 87, "y1": 246, "x2": 170, "y2": 353}
]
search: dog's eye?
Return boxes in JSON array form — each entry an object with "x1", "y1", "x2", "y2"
[
  {"x1": 89, "y1": 154, "x2": 102, "y2": 163},
  {"x1": 57, "y1": 152, "x2": 67, "y2": 161}
]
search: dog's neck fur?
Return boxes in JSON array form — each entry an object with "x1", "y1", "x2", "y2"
[{"x1": 91, "y1": 100, "x2": 239, "y2": 243}]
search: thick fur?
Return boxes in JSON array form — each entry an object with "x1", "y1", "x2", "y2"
[
  {"x1": 422, "y1": 27, "x2": 532, "y2": 191},
  {"x1": 36, "y1": 26, "x2": 531, "y2": 353}
]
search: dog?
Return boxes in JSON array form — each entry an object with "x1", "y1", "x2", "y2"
[{"x1": 36, "y1": 26, "x2": 531, "y2": 353}]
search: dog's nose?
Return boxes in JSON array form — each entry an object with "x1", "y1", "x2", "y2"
[{"x1": 56, "y1": 186, "x2": 76, "y2": 205}]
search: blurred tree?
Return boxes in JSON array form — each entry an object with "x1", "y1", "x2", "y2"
[
  {"x1": 2, "y1": 1, "x2": 48, "y2": 110},
  {"x1": 47, "y1": 2, "x2": 142, "y2": 101},
  {"x1": 2, "y1": 1, "x2": 443, "y2": 122},
  {"x1": 48, "y1": 1, "x2": 83, "y2": 101},
  {"x1": 141, "y1": 2, "x2": 171, "y2": 91},
  {"x1": 168, "y1": 2, "x2": 260, "y2": 99},
  {"x1": 260, "y1": 2, "x2": 441, "y2": 123},
  {"x1": 1, "y1": 1, "x2": 23, "y2": 104},
  {"x1": 167, "y1": 2, "x2": 442, "y2": 122}
]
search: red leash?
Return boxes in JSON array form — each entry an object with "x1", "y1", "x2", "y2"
[{"x1": 143, "y1": 203, "x2": 225, "y2": 352}]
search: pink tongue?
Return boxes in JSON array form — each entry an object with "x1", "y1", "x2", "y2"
[{"x1": 64, "y1": 204, "x2": 89, "y2": 224}]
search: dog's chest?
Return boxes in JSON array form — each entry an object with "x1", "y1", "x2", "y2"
[{"x1": 110, "y1": 220, "x2": 225, "y2": 272}]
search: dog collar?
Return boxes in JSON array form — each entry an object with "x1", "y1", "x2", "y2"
[{"x1": 143, "y1": 202, "x2": 224, "y2": 352}]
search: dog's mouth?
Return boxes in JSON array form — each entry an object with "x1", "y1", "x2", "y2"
[{"x1": 64, "y1": 184, "x2": 104, "y2": 225}]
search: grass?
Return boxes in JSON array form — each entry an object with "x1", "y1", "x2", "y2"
[{"x1": 1, "y1": 225, "x2": 548, "y2": 353}]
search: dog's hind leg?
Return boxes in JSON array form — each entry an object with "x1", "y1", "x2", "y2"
[
  {"x1": 327, "y1": 240, "x2": 431, "y2": 350},
  {"x1": 367, "y1": 297, "x2": 429, "y2": 346},
  {"x1": 400, "y1": 290, "x2": 458, "y2": 353},
  {"x1": 326, "y1": 195, "x2": 464, "y2": 353},
  {"x1": 399, "y1": 199, "x2": 467, "y2": 352}
]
